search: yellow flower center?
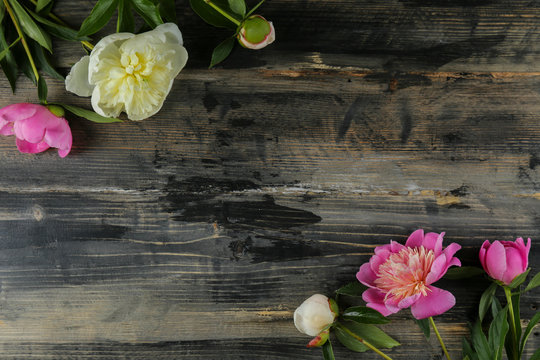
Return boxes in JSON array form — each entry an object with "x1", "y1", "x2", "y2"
[{"x1": 374, "y1": 246, "x2": 435, "y2": 302}]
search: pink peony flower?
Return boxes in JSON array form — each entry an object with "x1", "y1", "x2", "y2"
[
  {"x1": 356, "y1": 229, "x2": 461, "y2": 319},
  {"x1": 479, "y1": 237, "x2": 531, "y2": 286},
  {"x1": 0, "y1": 103, "x2": 72, "y2": 158}
]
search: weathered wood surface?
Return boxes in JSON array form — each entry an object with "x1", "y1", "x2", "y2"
[{"x1": 0, "y1": 0, "x2": 539, "y2": 358}]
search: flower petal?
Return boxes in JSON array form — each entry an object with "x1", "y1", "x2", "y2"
[
  {"x1": 357, "y1": 262, "x2": 377, "y2": 288},
  {"x1": 423, "y1": 232, "x2": 444, "y2": 255},
  {"x1": 479, "y1": 240, "x2": 490, "y2": 270},
  {"x1": 425, "y1": 253, "x2": 447, "y2": 285},
  {"x1": 65, "y1": 55, "x2": 94, "y2": 97},
  {"x1": 397, "y1": 293, "x2": 421, "y2": 309},
  {"x1": 501, "y1": 246, "x2": 526, "y2": 284},
  {"x1": 362, "y1": 288, "x2": 395, "y2": 317},
  {"x1": 389, "y1": 240, "x2": 406, "y2": 254},
  {"x1": 16, "y1": 138, "x2": 49, "y2": 154},
  {"x1": 485, "y1": 240, "x2": 507, "y2": 281},
  {"x1": 405, "y1": 229, "x2": 424, "y2": 248},
  {"x1": 0, "y1": 103, "x2": 38, "y2": 122},
  {"x1": 43, "y1": 117, "x2": 72, "y2": 158},
  {"x1": 410, "y1": 286, "x2": 456, "y2": 319}
]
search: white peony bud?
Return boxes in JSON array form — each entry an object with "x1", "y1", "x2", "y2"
[{"x1": 294, "y1": 294, "x2": 337, "y2": 337}]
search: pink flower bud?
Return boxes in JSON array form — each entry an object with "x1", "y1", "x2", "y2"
[
  {"x1": 237, "y1": 15, "x2": 275, "y2": 50},
  {"x1": 479, "y1": 237, "x2": 531, "y2": 285},
  {"x1": 0, "y1": 103, "x2": 72, "y2": 158}
]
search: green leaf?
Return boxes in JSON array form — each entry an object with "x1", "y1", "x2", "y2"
[
  {"x1": 444, "y1": 266, "x2": 485, "y2": 280},
  {"x1": 0, "y1": 1, "x2": 5, "y2": 24},
  {"x1": 157, "y1": 0, "x2": 176, "y2": 23},
  {"x1": 491, "y1": 296, "x2": 502, "y2": 319},
  {"x1": 530, "y1": 347, "x2": 540, "y2": 360},
  {"x1": 0, "y1": 35, "x2": 20, "y2": 62},
  {"x1": 78, "y1": 0, "x2": 119, "y2": 37},
  {"x1": 12, "y1": 43, "x2": 36, "y2": 84},
  {"x1": 60, "y1": 104, "x2": 123, "y2": 123},
  {"x1": 245, "y1": 0, "x2": 265, "y2": 17},
  {"x1": 488, "y1": 307, "x2": 508, "y2": 360},
  {"x1": 30, "y1": 39, "x2": 63, "y2": 80},
  {"x1": 479, "y1": 282, "x2": 497, "y2": 322},
  {"x1": 131, "y1": 0, "x2": 163, "y2": 28},
  {"x1": 519, "y1": 311, "x2": 540, "y2": 357},
  {"x1": 508, "y1": 268, "x2": 530, "y2": 289},
  {"x1": 335, "y1": 282, "x2": 367, "y2": 297},
  {"x1": 37, "y1": 75, "x2": 47, "y2": 103},
  {"x1": 471, "y1": 321, "x2": 492, "y2": 360},
  {"x1": 524, "y1": 271, "x2": 540, "y2": 292},
  {"x1": 228, "y1": 0, "x2": 245, "y2": 16},
  {"x1": 322, "y1": 339, "x2": 335, "y2": 360},
  {"x1": 335, "y1": 325, "x2": 369, "y2": 352},
  {"x1": 27, "y1": 7, "x2": 90, "y2": 42},
  {"x1": 117, "y1": 0, "x2": 135, "y2": 33},
  {"x1": 209, "y1": 36, "x2": 234, "y2": 68},
  {"x1": 462, "y1": 337, "x2": 479, "y2": 360},
  {"x1": 8, "y1": 0, "x2": 52, "y2": 52},
  {"x1": 189, "y1": 0, "x2": 238, "y2": 29},
  {"x1": 0, "y1": 24, "x2": 18, "y2": 92},
  {"x1": 342, "y1": 306, "x2": 390, "y2": 324},
  {"x1": 415, "y1": 318, "x2": 430, "y2": 339},
  {"x1": 339, "y1": 321, "x2": 400, "y2": 349},
  {"x1": 36, "y1": 0, "x2": 53, "y2": 12}
]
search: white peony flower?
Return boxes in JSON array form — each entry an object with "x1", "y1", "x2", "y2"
[
  {"x1": 66, "y1": 23, "x2": 188, "y2": 121},
  {"x1": 294, "y1": 294, "x2": 337, "y2": 337}
]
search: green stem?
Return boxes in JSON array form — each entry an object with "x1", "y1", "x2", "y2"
[
  {"x1": 337, "y1": 324, "x2": 393, "y2": 360},
  {"x1": 429, "y1": 317, "x2": 452, "y2": 360},
  {"x1": 504, "y1": 287, "x2": 519, "y2": 360},
  {"x1": 28, "y1": 0, "x2": 94, "y2": 50},
  {"x1": 204, "y1": 0, "x2": 241, "y2": 26},
  {"x1": 3, "y1": 0, "x2": 40, "y2": 82}
]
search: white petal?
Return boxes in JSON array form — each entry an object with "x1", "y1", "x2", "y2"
[
  {"x1": 89, "y1": 32, "x2": 134, "y2": 85},
  {"x1": 154, "y1": 22, "x2": 184, "y2": 46},
  {"x1": 65, "y1": 56, "x2": 93, "y2": 97}
]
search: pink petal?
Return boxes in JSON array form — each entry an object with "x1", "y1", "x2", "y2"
[
  {"x1": 370, "y1": 252, "x2": 390, "y2": 273},
  {"x1": 0, "y1": 103, "x2": 38, "y2": 122},
  {"x1": 410, "y1": 286, "x2": 456, "y2": 319},
  {"x1": 13, "y1": 116, "x2": 47, "y2": 143},
  {"x1": 443, "y1": 242, "x2": 461, "y2": 261},
  {"x1": 425, "y1": 253, "x2": 447, "y2": 285},
  {"x1": 397, "y1": 293, "x2": 421, "y2": 309},
  {"x1": 16, "y1": 138, "x2": 50, "y2": 154},
  {"x1": 501, "y1": 247, "x2": 526, "y2": 285},
  {"x1": 0, "y1": 120, "x2": 13, "y2": 135},
  {"x1": 405, "y1": 229, "x2": 424, "y2": 248},
  {"x1": 390, "y1": 240, "x2": 406, "y2": 254},
  {"x1": 479, "y1": 240, "x2": 490, "y2": 270},
  {"x1": 43, "y1": 117, "x2": 72, "y2": 157},
  {"x1": 362, "y1": 288, "x2": 395, "y2": 317},
  {"x1": 485, "y1": 240, "x2": 507, "y2": 281},
  {"x1": 374, "y1": 243, "x2": 392, "y2": 255},
  {"x1": 356, "y1": 263, "x2": 377, "y2": 288},
  {"x1": 422, "y1": 232, "x2": 440, "y2": 252}
]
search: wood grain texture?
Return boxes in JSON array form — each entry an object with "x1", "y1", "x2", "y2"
[{"x1": 0, "y1": 0, "x2": 539, "y2": 359}]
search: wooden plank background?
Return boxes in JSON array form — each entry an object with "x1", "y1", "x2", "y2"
[{"x1": 0, "y1": 0, "x2": 539, "y2": 358}]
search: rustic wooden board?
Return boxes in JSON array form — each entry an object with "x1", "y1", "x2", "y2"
[{"x1": 0, "y1": 0, "x2": 538, "y2": 359}]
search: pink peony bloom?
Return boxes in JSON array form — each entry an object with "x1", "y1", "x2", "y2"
[
  {"x1": 479, "y1": 237, "x2": 531, "y2": 286},
  {"x1": 356, "y1": 229, "x2": 461, "y2": 319},
  {"x1": 0, "y1": 103, "x2": 72, "y2": 158}
]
